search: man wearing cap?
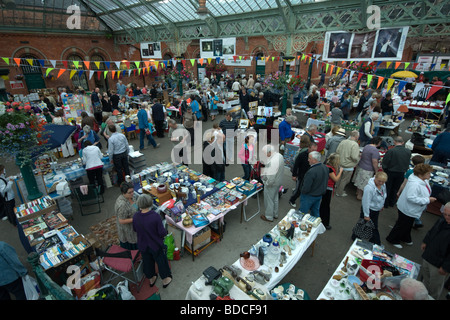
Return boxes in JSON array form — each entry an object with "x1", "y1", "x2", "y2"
[{"x1": 325, "y1": 128, "x2": 346, "y2": 158}]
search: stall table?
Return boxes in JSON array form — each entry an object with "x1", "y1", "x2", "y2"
[
  {"x1": 317, "y1": 239, "x2": 420, "y2": 300},
  {"x1": 186, "y1": 209, "x2": 326, "y2": 300}
]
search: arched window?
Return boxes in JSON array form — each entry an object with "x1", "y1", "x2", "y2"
[
  {"x1": 67, "y1": 54, "x2": 89, "y2": 91},
  {"x1": 20, "y1": 55, "x2": 46, "y2": 91},
  {"x1": 91, "y1": 55, "x2": 109, "y2": 93}
]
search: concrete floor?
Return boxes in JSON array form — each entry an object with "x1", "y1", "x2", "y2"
[{"x1": 1, "y1": 111, "x2": 448, "y2": 300}]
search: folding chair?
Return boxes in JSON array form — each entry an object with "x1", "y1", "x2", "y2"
[
  {"x1": 73, "y1": 184, "x2": 104, "y2": 216},
  {"x1": 95, "y1": 245, "x2": 145, "y2": 293}
]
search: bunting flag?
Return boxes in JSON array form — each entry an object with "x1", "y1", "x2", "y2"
[
  {"x1": 441, "y1": 64, "x2": 446, "y2": 70},
  {"x1": 50, "y1": 60, "x2": 56, "y2": 68},
  {"x1": 38, "y1": 59, "x2": 45, "y2": 67},
  {"x1": 73, "y1": 61, "x2": 79, "y2": 69},
  {"x1": 357, "y1": 72, "x2": 363, "y2": 83},
  {"x1": 45, "y1": 68, "x2": 54, "y2": 77},
  {"x1": 198, "y1": 58, "x2": 204, "y2": 66},
  {"x1": 325, "y1": 63, "x2": 329, "y2": 73},
  {"x1": 397, "y1": 80, "x2": 407, "y2": 94},
  {"x1": 181, "y1": 60, "x2": 186, "y2": 68},
  {"x1": 377, "y1": 76, "x2": 384, "y2": 89},
  {"x1": 154, "y1": 61, "x2": 159, "y2": 69},
  {"x1": 172, "y1": 58, "x2": 177, "y2": 67},
  {"x1": 2, "y1": 57, "x2": 9, "y2": 65},
  {"x1": 404, "y1": 62, "x2": 410, "y2": 69},
  {"x1": 57, "y1": 69, "x2": 66, "y2": 79},
  {"x1": 190, "y1": 59, "x2": 195, "y2": 66},
  {"x1": 426, "y1": 85, "x2": 442, "y2": 100},
  {"x1": 430, "y1": 63, "x2": 436, "y2": 70},
  {"x1": 14, "y1": 58, "x2": 21, "y2": 66},
  {"x1": 207, "y1": 58, "x2": 212, "y2": 65},
  {"x1": 115, "y1": 61, "x2": 121, "y2": 69},
  {"x1": 88, "y1": 70, "x2": 94, "y2": 80},
  {"x1": 386, "y1": 62, "x2": 392, "y2": 69},
  {"x1": 395, "y1": 62, "x2": 401, "y2": 69},
  {"x1": 387, "y1": 78, "x2": 395, "y2": 92},
  {"x1": 103, "y1": 71, "x2": 108, "y2": 79},
  {"x1": 124, "y1": 61, "x2": 130, "y2": 69},
  {"x1": 112, "y1": 70, "x2": 116, "y2": 79},
  {"x1": 367, "y1": 74, "x2": 373, "y2": 87},
  {"x1": 216, "y1": 57, "x2": 221, "y2": 64},
  {"x1": 135, "y1": 61, "x2": 140, "y2": 69},
  {"x1": 26, "y1": 58, "x2": 34, "y2": 66},
  {"x1": 329, "y1": 64, "x2": 335, "y2": 75},
  {"x1": 413, "y1": 63, "x2": 418, "y2": 70},
  {"x1": 104, "y1": 61, "x2": 110, "y2": 69},
  {"x1": 69, "y1": 70, "x2": 77, "y2": 79},
  {"x1": 63, "y1": 60, "x2": 69, "y2": 69},
  {"x1": 239, "y1": 56, "x2": 242, "y2": 60},
  {"x1": 341, "y1": 69, "x2": 348, "y2": 79},
  {"x1": 144, "y1": 60, "x2": 150, "y2": 68},
  {"x1": 78, "y1": 70, "x2": 84, "y2": 78},
  {"x1": 376, "y1": 61, "x2": 383, "y2": 68},
  {"x1": 446, "y1": 92, "x2": 450, "y2": 105},
  {"x1": 83, "y1": 61, "x2": 90, "y2": 69}
]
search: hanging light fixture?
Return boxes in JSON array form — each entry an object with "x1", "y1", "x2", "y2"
[{"x1": 197, "y1": 0, "x2": 209, "y2": 20}]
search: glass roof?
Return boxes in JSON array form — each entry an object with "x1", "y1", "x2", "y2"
[{"x1": 0, "y1": 0, "x2": 317, "y2": 33}]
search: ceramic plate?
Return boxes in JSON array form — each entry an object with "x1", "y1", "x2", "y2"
[{"x1": 239, "y1": 256, "x2": 260, "y2": 271}]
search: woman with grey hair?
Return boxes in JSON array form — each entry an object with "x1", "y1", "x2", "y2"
[{"x1": 132, "y1": 194, "x2": 173, "y2": 288}]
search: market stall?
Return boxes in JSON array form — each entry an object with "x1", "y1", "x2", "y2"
[
  {"x1": 15, "y1": 195, "x2": 96, "y2": 299},
  {"x1": 185, "y1": 209, "x2": 326, "y2": 300},
  {"x1": 127, "y1": 162, "x2": 264, "y2": 261},
  {"x1": 317, "y1": 239, "x2": 420, "y2": 300}
]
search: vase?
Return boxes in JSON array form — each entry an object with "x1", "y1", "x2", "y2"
[{"x1": 16, "y1": 159, "x2": 43, "y2": 201}]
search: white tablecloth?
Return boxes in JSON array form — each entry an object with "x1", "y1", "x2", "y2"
[{"x1": 186, "y1": 209, "x2": 326, "y2": 300}]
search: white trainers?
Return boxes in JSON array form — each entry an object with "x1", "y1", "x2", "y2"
[
  {"x1": 403, "y1": 242, "x2": 413, "y2": 246},
  {"x1": 336, "y1": 192, "x2": 348, "y2": 197},
  {"x1": 393, "y1": 244, "x2": 403, "y2": 249}
]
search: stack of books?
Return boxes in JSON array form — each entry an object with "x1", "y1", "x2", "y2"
[{"x1": 14, "y1": 196, "x2": 56, "y2": 220}]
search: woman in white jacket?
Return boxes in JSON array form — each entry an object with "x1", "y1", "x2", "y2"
[
  {"x1": 386, "y1": 164, "x2": 436, "y2": 249},
  {"x1": 82, "y1": 140, "x2": 105, "y2": 194}
]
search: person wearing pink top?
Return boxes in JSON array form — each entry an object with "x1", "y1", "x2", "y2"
[{"x1": 238, "y1": 135, "x2": 255, "y2": 181}]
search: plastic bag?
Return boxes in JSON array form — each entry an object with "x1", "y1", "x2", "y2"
[
  {"x1": 164, "y1": 233, "x2": 175, "y2": 260},
  {"x1": 22, "y1": 275, "x2": 40, "y2": 300},
  {"x1": 116, "y1": 280, "x2": 135, "y2": 300}
]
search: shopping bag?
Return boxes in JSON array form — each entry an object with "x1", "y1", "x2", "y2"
[
  {"x1": 164, "y1": 233, "x2": 175, "y2": 260},
  {"x1": 352, "y1": 218, "x2": 375, "y2": 241},
  {"x1": 116, "y1": 280, "x2": 136, "y2": 300},
  {"x1": 22, "y1": 275, "x2": 40, "y2": 300}
]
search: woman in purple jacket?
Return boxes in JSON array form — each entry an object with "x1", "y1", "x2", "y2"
[{"x1": 133, "y1": 194, "x2": 172, "y2": 288}]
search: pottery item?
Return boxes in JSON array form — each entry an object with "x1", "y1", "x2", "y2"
[{"x1": 157, "y1": 184, "x2": 167, "y2": 194}]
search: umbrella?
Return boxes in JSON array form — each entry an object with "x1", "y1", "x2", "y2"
[
  {"x1": 42, "y1": 124, "x2": 76, "y2": 150},
  {"x1": 390, "y1": 71, "x2": 418, "y2": 78}
]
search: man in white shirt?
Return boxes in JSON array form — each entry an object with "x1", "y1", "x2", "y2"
[{"x1": 107, "y1": 125, "x2": 130, "y2": 185}]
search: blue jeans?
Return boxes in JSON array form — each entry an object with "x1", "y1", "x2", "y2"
[
  {"x1": 299, "y1": 194, "x2": 322, "y2": 217},
  {"x1": 242, "y1": 164, "x2": 251, "y2": 181},
  {"x1": 140, "y1": 129, "x2": 156, "y2": 149}
]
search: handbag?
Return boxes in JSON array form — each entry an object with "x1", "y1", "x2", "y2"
[{"x1": 352, "y1": 218, "x2": 376, "y2": 241}]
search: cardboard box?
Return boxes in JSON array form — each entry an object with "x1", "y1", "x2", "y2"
[{"x1": 189, "y1": 227, "x2": 211, "y2": 251}]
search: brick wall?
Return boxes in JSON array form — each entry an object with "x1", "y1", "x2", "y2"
[{"x1": 1, "y1": 32, "x2": 413, "y2": 97}]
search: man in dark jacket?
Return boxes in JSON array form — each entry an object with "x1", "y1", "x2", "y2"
[
  {"x1": 380, "y1": 93, "x2": 394, "y2": 115},
  {"x1": 289, "y1": 141, "x2": 317, "y2": 207},
  {"x1": 151, "y1": 98, "x2": 167, "y2": 138},
  {"x1": 299, "y1": 151, "x2": 329, "y2": 217},
  {"x1": 382, "y1": 136, "x2": 412, "y2": 208},
  {"x1": 421, "y1": 202, "x2": 450, "y2": 300}
]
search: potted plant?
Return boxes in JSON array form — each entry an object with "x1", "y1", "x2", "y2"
[{"x1": 0, "y1": 103, "x2": 51, "y2": 200}]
